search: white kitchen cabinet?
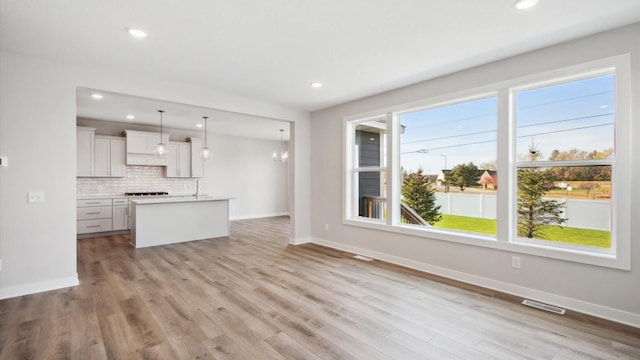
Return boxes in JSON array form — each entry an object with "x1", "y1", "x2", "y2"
[
  {"x1": 124, "y1": 129, "x2": 170, "y2": 166},
  {"x1": 94, "y1": 136, "x2": 126, "y2": 177},
  {"x1": 77, "y1": 127, "x2": 95, "y2": 177},
  {"x1": 77, "y1": 128, "x2": 125, "y2": 178},
  {"x1": 77, "y1": 198, "x2": 113, "y2": 234},
  {"x1": 110, "y1": 139, "x2": 126, "y2": 177},
  {"x1": 188, "y1": 137, "x2": 205, "y2": 178},
  {"x1": 166, "y1": 141, "x2": 191, "y2": 178},
  {"x1": 113, "y1": 198, "x2": 129, "y2": 230}
]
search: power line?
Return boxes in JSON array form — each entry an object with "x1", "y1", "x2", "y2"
[
  {"x1": 517, "y1": 122, "x2": 613, "y2": 138},
  {"x1": 401, "y1": 122, "x2": 612, "y2": 154},
  {"x1": 401, "y1": 90, "x2": 612, "y2": 131},
  {"x1": 401, "y1": 113, "x2": 613, "y2": 146},
  {"x1": 517, "y1": 112, "x2": 613, "y2": 129},
  {"x1": 402, "y1": 129, "x2": 496, "y2": 145},
  {"x1": 517, "y1": 90, "x2": 613, "y2": 110}
]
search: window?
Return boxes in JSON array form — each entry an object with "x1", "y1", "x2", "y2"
[
  {"x1": 399, "y1": 97, "x2": 497, "y2": 236},
  {"x1": 344, "y1": 55, "x2": 630, "y2": 269},
  {"x1": 514, "y1": 74, "x2": 614, "y2": 250},
  {"x1": 345, "y1": 116, "x2": 388, "y2": 222}
]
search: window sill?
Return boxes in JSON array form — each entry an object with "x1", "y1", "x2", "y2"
[{"x1": 343, "y1": 218, "x2": 628, "y2": 270}]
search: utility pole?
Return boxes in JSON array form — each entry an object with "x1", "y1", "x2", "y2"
[{"x1": 440, "y1": 154, "x2": 448, "y2": 193}]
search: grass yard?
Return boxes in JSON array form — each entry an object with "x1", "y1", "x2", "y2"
[{"x1": 433, "y1": 214, "x2": 611, "y2": 248}]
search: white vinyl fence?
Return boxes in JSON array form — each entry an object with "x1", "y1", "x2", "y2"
[{"x1": 435, "y1": 193, "x2": 610, "y2": 231}]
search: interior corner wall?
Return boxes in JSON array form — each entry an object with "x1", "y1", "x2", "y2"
[
  {"x1": 204, "y1": 134, "x2": 290, "y2": 220},
  {"x1": 309, "y1": 23, "x2": 640, "y2": 326},
  {"x1": 0, "y1": 50, "x2": 309, "y2": 298},
  {"x1": 289, "y1": 119, "x2": 312, "y2": 244}
]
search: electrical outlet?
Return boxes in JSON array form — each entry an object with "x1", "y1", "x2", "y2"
[
  {"x1": 324, "y1": 223, "x2": 329, "y2": 231},
  {"x1": 27, "y1": 192, "x2": 45, "y2": 203},
  {"x1": 512, "y1": 256, "x2": 521, "y2": 269}
]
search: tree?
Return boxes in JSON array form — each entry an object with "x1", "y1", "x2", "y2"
[
  {"x1": 401, "y1": 169, "x2": 442, "y2": 225},
  {"x1": 547, "y1": 148, "x2": 612, "y2": 181},
  {"x1": 479, "y1": 160, "x2": 497, "y2": 171},
  {"x1": 517, "y1": 146, "x2": 566, "y2": 239},
  {"x1": 445, "y1": 162, "x2": 479, "y2": 191}
]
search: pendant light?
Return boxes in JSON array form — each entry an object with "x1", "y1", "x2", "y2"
[
  {"x1": 200, "y1": 116, "x2": 211, "y2": 160},
  {"x1": 155, "y1": 110, "x2": 168, "y2": 157},
  {"x1": 272, "y1": 129, "x2": 288, "y2": 162}
]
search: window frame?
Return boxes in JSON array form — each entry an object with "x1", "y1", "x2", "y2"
[
  {"x1": 343, "y1": 54, "x2": 631, "y2": 270},
  {"x1": 344, "y1": 115, "x2": 389, "y2": 223}
]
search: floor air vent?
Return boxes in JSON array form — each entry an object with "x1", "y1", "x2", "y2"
[
  {"x1": 522, "y1": 299, "x2": 566, "y2": 315},
  {"x1": 353, "y1": 255, "x2": 373, "y2": 262}
]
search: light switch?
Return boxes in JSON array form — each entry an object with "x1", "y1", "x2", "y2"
[
  {"x1": 28, "y1": 192, "x2": 45, "y2": 203},
  {"x1": 0, "y1": 156, "x2": 7, "y2": 167}
]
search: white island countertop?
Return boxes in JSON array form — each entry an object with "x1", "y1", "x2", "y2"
[{"x1": 129, "y1": 196, "x2": 233, "y2": 205}]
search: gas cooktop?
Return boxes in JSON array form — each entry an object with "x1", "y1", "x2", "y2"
[{"x1": 124, "y1": 192, "x2": 169, "y2": 196}]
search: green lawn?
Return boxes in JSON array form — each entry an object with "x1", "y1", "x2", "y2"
[{"x1": 432, "y1": 214, "x2": 610, "y2": 248}]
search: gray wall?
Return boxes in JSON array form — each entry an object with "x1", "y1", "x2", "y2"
[{"x1": 310, "y1": 24, "x2": 640, "y2": 326}]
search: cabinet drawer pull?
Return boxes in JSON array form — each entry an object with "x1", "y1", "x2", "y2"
[
  {"x1": 86, "y1": 212, "x2": 101, "y2": 215},
  {"x1": 87, "y1": 225, "x2": 101, "y2": 228},
  {"x1": 85, "y1": 202, "x2": 100, "y2": 205}
]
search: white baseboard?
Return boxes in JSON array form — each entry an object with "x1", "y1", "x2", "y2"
[
  {"x1": 230, "y1": 212, "x2": 289, "y2": 221},
  {"x1": 311, "y1": 236, "x2": 640, "y2": 329},
  {"x1": 0, "y1": 274, "x2": 79, "y2": 300},
  {"x1": 290, "y1": 236, "x2": 312, "y2": 245}
]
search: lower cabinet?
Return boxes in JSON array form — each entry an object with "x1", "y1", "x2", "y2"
[
  {"x1": 77, "y1": 199, "x2": 113, "y2": 234},
  {"x1": 112, "y1": 199, "x2": 129, "y2": 231},
  {"x1": 77, "y1": 198, "x2": 130, "y2": 235}
]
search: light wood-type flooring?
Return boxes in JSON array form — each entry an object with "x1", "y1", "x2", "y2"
[{"x1": 1, "y1": 216, "x2": 639, "y2": 359}]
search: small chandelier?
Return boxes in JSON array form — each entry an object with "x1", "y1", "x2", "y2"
[
  {"x1": 155, "y1": 110, "x2": 168, "y2": 157},
  {"x1": 272, "y1": 129, "x2": 288, "y2": 163},
  {"x1": 200, "y1": 116, "x2": 211, "y2": 160}
]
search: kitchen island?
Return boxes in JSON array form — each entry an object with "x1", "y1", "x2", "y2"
[{"x1": 129, "y1": 196, "x2": 231, "y2": 248}]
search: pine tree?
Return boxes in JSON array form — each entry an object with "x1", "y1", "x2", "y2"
[
  {"x1": 517, "y1": 145, "x2": 566, "y2": 239},
  {"x1": 401, "y1": 169, "x2": 442, "y2": 225}
]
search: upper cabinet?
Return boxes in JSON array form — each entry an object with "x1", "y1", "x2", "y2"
[
  {"x1": 188, "y1": 137, "x2": 205, "y2": 178},
  {"x1": 124, "y1": 130, "x2": 170, "y2": 166},
  {"x1": 77, "y1": 127, "x2": 126, "y2": 178},
  {"x1": 94, "y1": 136, "x2": 126, "y2": 177},
  {"x1": 77, "y1": 127, "x2": 95, "y2": 177},
  {"x1": 166, "y1": 141, "x2": 191, "y2": 178}
]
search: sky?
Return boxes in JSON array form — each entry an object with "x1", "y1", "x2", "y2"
[{"x1": 399, "y1": 74, "x2": 615, "y2": 174}]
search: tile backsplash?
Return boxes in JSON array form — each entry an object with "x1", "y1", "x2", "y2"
[{"x1": 77, "y1": 166, "x2": 197, "y2": 197}]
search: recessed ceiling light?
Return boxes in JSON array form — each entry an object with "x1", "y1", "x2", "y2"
[
  {"x1": 126, "y1": 27, "x2": 147, "y2": 38},
  {"x1": 514, "y1": 0, "x2": 538, "y2": 10},
  {"x1": 196, "y1": 123, "x2": 203, "y2": 128},
  {"x1": 310, "y1": 82, "x2": 323, "y2": 88},
  {"x1": 90, "y1": 93, "x2": 103, "y2": 100},
  {"x1": 126, "y1": 114, "x2": 135, "y2": 120},
  {"x1": 600, "y1": 104, "x2": 609, "y2": 109}
]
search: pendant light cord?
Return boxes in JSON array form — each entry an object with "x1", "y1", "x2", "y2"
[
  {"x1": 203, "y1": 116, "x2": 208, "y2": 147},
  {"x1": 158, "y1": 110, "x2": 164, "y2": 141}
]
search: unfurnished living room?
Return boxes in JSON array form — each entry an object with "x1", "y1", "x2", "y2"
[{"x1": 1, "y1": 1, "x2": 640, "y2": 359}]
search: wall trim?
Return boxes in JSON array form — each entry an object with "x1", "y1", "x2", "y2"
[
  {"x1": 0, "y1": 274, "x2": 79, "y2": 300},
  {"x1": 290, "y1": 236, "x2": 312, "y2": 245},
  {"x1": 310, "y1": 236, "x2": 640, "y2": 329},
  {"x1": 230, "y1": 212, "x2": 289, "y2": 221}
]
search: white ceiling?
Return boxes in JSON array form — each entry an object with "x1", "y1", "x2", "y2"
[{"x1": 3, "y1": 0, "x2": 640, "y2": 135}]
